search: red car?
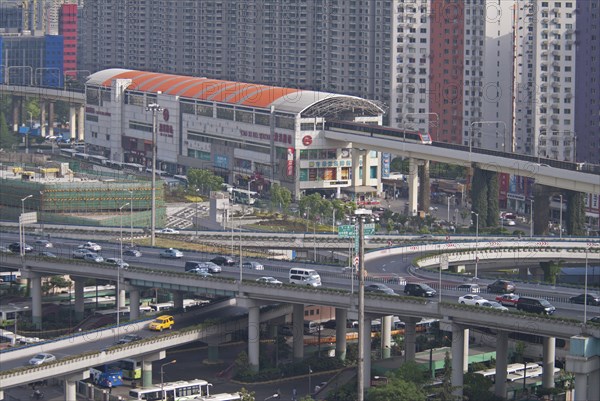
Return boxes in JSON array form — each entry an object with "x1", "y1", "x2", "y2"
[{"x1": 495, "y1": 293, "x2": 520, "y2": 307}]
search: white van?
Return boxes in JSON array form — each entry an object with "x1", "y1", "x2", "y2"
[
  {"x1": 304, "y1": 320, "x2": 323, "y2": 334},
  {"x1": 289, "y1": 268, "x2": 321, "y2": 287}
]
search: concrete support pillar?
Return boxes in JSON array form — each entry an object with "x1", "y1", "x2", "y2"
[
  {"x1": 64, "y1": 371, "x2": 90, "y2": 401},
  {"x1": 361, "y1": 152, "x2": 368, "y2": 186},
  {"x1": 248, "y1": 306, "x2": 260, "y2": 372},
  {"x1": 69, "y1": 106, "x2": 76, "y2": 139},
  {"x1": 12, "y1": 97, "x2": 20, "y2": 132},
  {"x1": 48, "y1": 102, "x2": 55, "y2": 137},
  {"x1": 408, "y1": 158, "x2": 419, "y2": 216},
  {"x1": 129, "y1": 288, "x2": 141, "y2": 320},
  {"x1": 172, "y1": 291, "x2": 184, "y2": 310},
  {"x1": 381, "y1": 315, "x2": 392, "y2": 359},
  {"x1": 574, "y1": 373, "x2": 589, "y2": 401},
  {"x1": 74, "y1": 277, "x2": 85, "y2": 320},
  {"x1": 40, "y1": 101, "x2": 46, "y2": 137},
  {"x1": 292, "y1": 303, "x2": 304, "y2": 361},
  {"x1": 362, "y1": 315, "x2": 372, "y2": 389},
  {"x1": 494, "y1": 331, "x2": 508, "y2": 398},
  {"x1": 419, "y1": 160, "x2": 431, "y2": 213},
  {"x1": 463, "y1": 328, "x2": 470, "y2": 373},
  {"x1": 451, "y1": 323, "x2": 466, "y2": 399},
  {"x1": 119, "y1": 289, "x2": 126, "y2": 313},
  {"x1": 542, "y1": 336, "x2": 556, "y2": 389},
  {"x1": 403, "y1": 317, "x2": 418, "y2": 362},
  {"x1": 30, "y1": 274, "x2": 43, "y2": 329},
  {"x1": 352, "y1": 150, "x2": 363, "y2": 193},
  {"x1": 335, "y1": 308, "x2": 347, "y2": 361},
  {"x1": 78, "y1": 105, "x2": 85, "y2": 141},
  {"x1": 142, "y1": 359, "x2": 153, "y2": 388}
]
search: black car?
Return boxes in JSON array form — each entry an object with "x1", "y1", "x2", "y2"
[
  {"x1": 210, "y1": 255, "x2": 235, "y2": 266},
  {"x1": 569, "y1": 293, "x2": 600, "y2": 306},
  {"x1": 404, "y1": 283, "x2": 436, "y2": 297},
  {"x1": 115, "y1": 334, "x2": 143, "y2": 345},
  {"x1": 487, "y1": 280, "x2": 516, "y2": 293},
  {"x1": 8, "y1": 242, "x2": 33, "y2": 253},
  {"x1": 365, "y1": 283, "x2": 397, "y2": 295},
  {"x1": 123, "y1": 249, "x2": 142, "y2": 257}
]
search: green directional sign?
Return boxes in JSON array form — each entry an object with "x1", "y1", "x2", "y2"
[
  {"x1": 338, "y1": 225, "x2": 355, "y2": 238},
  {"x1": 364, "y1": 223, "x2": 376, "y2": 235}
]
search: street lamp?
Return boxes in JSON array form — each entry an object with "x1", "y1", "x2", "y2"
[
  {"x1": 128, "y1": 190, "x2": 134, "y2": 247},
  {"x1": 248, "y1": 178, "x2": 257, "y2": 194},
  {"x1": 160, "y1": 359, "x2": 177, "y2": 398},
  {"x1": 146, "y1": 103, "x2": 163, "y2": 246},
  {"x1": 529, "y1": 199, "x2": 534, "y2": 238},
  {"x1": 11, "y1": 305, "x2": 29, "y2": 346},
  {"x1": 355, "y1": 208, "x2": 372, "y2": 401},
  {"x1": 20, "y1": 195, "x2": 33, "y2": 257},
  {"x1": 469, "y1": 121, "x2": 508, "y2": 160},
  {"x1": 473, "y1": 212, "x2": 479, "y2": 279},
  {"x1": 584, "y1": 247, "x2": 589, "y2": 323},
  {"x1": 558, "y1": 195, "x2": 563, "y2": 239},
  {"x1": 118, "y1": 202, "x2": 129, "y2": 331},
  {"x1": 447, "y1": 195, "x2": 455, "y2": 222}
]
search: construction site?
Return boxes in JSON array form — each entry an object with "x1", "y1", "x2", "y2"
[{"x1": 0, "y1": 158, "x2": 165, "y2": 228}]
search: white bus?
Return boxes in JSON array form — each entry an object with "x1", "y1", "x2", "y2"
[
  {"x1": 177, "y1": 393, "x2": 241, "y2": 401},
  {"x1": 128, "y1": 379, "x2": 212, "y2": 401},
  {"x1": 231, "y1": 188, "x2": 258, "y2": 205}
]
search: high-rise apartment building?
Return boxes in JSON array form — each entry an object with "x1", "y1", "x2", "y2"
[
  {"x1": 58, "y1": 3, "x2": 77, "y2": 76},
  {"x1": 79, "y1": 0, "x2": 487, "y2": 146}
]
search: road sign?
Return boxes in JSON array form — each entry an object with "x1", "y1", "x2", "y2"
[
  {"x1": 364, "y1": 223, "x2": 375, "y2": 235},
  {"x1": 440, "y1": 254, "x2": 449, "y2": 271},
  {"x1": 19, "y1": 212, "x2": 37, "y2": 225},
  {"x1": 338, "y1": 225, "x2": 355, "y2": 238}
]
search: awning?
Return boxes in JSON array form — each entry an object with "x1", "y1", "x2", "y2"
[{"x1": 342, "y1": 185, "x2": 378, "y2": 193}]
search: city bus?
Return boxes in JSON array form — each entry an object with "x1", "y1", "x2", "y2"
[
  {"x1": 128, "y1": 379, "x2": 212, "y2": 401},
  {"x1": 231, "y1": 188, "x2": 258, "y2": 205},
  {"x1": 117, "y1": 358, "x2": 142, "y2": 380},
  {"x1": 90, "y1": 364, "x2": 124, "y2": 387}
]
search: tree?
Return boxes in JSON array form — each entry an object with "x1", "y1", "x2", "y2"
[
  {"x1": 187, "y1": 169, "x2": 224, "y2": 195},
  {"x1": 394, "y1": 361, "x2": 429, "y2": 386},
  {"x1": 539, "y1": 260, "x2": 563, "y2": 286},
  {"x1": 270, "y1": 184, "x2": 292, "y2": 212},
  {"x1": 471, "y1": 168, "x2": 488, "y2": 228},
  {"x1": 239, "y1": 387, "x2": 255, "y2": 401},
  {"x1": 42, "y1": 276, "x2": 72, "y2": 295},
  {"x1": 0, "y1": 111, "x2": 17, "y2": 149},
  {"x1": 566, "y1": 190, "x2": 585, "y2": 236},
  {"x1": 463, "y1": 372, "x2": 502, "y2": 401},
  {"x1": 429, "y1": 351, "x2": 462, "y2": 401},
  {"x1": 486, "y1": 171, "x2": 499, "y2": 227},
  {"x1": 367, "y1": 378, "x2": 426, "y2": 401}
]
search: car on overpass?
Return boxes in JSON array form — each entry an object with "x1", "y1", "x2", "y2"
[
  {"x1": 365, "y1": 283, "x2": 397, "y2": 295},
  {"x1": 156, "y1": 228, "x2": 179, "y2": 234},
  {"x1": 495, "y1": 293, "x2": 520, "y2": 307},
  {"x1": 487, "y1": 279, "x2": 516, "y2": 293},
  {"x1": 478, "y1": 300, "x2": 509, "y2": 312},
  {"x1": 458, "y1": 294, "x2": 485, "y2": 306},
  {"x1": 8, "y1": 242, "x2": 33, "y2": 253},
  {"x1": 83, "y1": 253, "x2": 104, "y2": 263},
  {"x1": 211, "y1": 255, "x2": 236, "y2": 266},
  {"x1": 123, "y1": 248, "x2": 142, "y2": 257},
  {"x1": 79, "y1": 242, "x2": 102, "y2": 252},
  {"x1": 148, "y1": 315, "x2": 174, "y2": 331},
  {"x1": 569, "y1": 293, "x2": 600, "y2": 306},
  {"x1": 256, "y1": 276, "x2": 283, "y2": 285},
  {"x1": 159, "y1": 248, "x2": 183, "y2": 259},
  {"x1": 72, "y1": 249, "x2": 94, "y2": 259},
  {"x1": 28, "y1": 352, "x2": 56, "y2": 365}
]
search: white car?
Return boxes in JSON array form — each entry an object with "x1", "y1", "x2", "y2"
[
  {"x1": 159, "y1": 248, "x2": 183, "y2": 259},
  {"x1": 28, "y1": 352, "x2": 56, "y2": 365},
  {"x1": 72, "y1": 249, "x2": 93, "y2": 259},
  {"x1": 458, "y1": 294, "x2": 485, "y2": 306},
  {"x1": 83, "y1": 253, "x2": 104, "y2": 263},
  {"x1": 256, "y1": 276, "x2": 283, "y2": 285},
  {"x1": 478, "y1": 301, "x2": 509, "y2": 312},
  {"x1": 79, "y1": 242, "x2": 102, "y2": 252},
  {"x1": 156, "y1": 228, "x2": 179, "y2": 234}
]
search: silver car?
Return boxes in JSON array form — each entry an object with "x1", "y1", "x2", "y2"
[
  {"x1": 83, "y1": 253, "x2": 104, "y2": 263},
  {"x1": 28, "y1": 353, "x2": 56, "y2": 365}
]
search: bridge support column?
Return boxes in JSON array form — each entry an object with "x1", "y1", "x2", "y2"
[
  {"x1": 30, "y1": 273, "x2": 43, "y2": 329},
  {"x1": 142, "y1": 351, "x2": 166, "y2": 388},
  {"x1": 69, "y1": 106, "x2": 76, "y2": 140},
  {"x1": 381, "y1": 315, "x2": 392, "y2": 359},
  {"x1": 451, "y1": 323, "x2": 467, "y2": 399},
  {"x1": 362, "y1": 315, "x2": 372, "y2": 390},
  {"x1": 335, "y1": 308, "x2": 347, "y2": 361},
  {"x1": 40, "y1": 101, "x2": 46, "y2": 137},
  {"x1": 78, "y1": 105, "x2": 85, "y2": 141},
  {"x1": 73, "y1": 276, "x2": 85, "y2": 320},
  {"x1": 248, "y1": 305, "x2": 260, "y2": 372},
  {"x1": 129, "y1": 288, "x2": 141, "y2": 320},
  {"x1": 293, "y1": 303, "x2": 304, "y2": 361},
  {"x1": 408, "y1": 158, "x2": 419, "y2": 216},
  {"x1": 495, "y1": 331, "x2": 508, "y2": 398},
  {"x1": 542, "y1": 336, "x2": 556, "y2": 389},
  {"x1": 64, "y1": 370, "x2": 90, "y2": 401},
  {"x1": 402, "y1": 317, "x2": 418, "y2": 361},
  {"x1": 418, "y1": 160, "x2": 430, "y2": 213},
  {"x1": 119, "y1": 289, "x2": 126, "y2": 313},
  {"x1": 48, "y1": 102, "x2": 55, "y2": 137},
  {"x1": 172, "y1": 290, "x2": 184, "y2": 310},
  {"x1": 463, "y1": 328, "x2": 470, "y2": 373}
]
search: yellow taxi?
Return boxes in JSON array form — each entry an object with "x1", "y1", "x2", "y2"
[{"x1": 148, "y1": 315, "x2": 174, "y2": 331}]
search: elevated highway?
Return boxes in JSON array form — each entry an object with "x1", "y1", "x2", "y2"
[{"x1": 0, "y1": 85, "x2": 84, "y2": 104}]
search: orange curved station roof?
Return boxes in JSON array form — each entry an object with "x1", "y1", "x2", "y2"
[{"x1": 93, "y1": 69, "x2": 303, "y2": 108}]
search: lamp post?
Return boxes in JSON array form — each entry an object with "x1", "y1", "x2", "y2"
[
  {"x1": 20, "y1": 195, "x2": 33, "y2": 257},
  {"x1": 474, "y1": 212, "x2": 480, "y2": 278},
  {"x1": 146, "y1": 103, "x2": 163, "y2": 246},
  {"x1": 11, "y1": 306, "x2": 29, "y2": 346},
  {"x1": 469, "y1": 121, "x2": 508, "y2": 160},
  {"x1": 160, "y1": 359, "x2": 177, "y2": 398},
  {"x1": 332, "y1": 208, "x2": 336, "y2": 233},
  {"x1": 308, "y1": 365, "x2": 313, "y2": 396},
  {"x1": 248, "y1": 178, "x2": 257, "y2": 194},
  {"x1": 128, "y1": 190, "x2": 134, "y2": 247},
  {"x1": 118, "y1": 202, "x2": 129, "y2": 331},
  {"x1": 584, "y1": 247, "x2": 589, "y2": 323},
  {"x1": 447, "y1": 195, "x2": 455, "y2": 222},
  {"x1": 355, "y1": 208, "x2": 372, "y2": 401},
  {"x1": 558, "y1": 195, "x2": 563, "y2": 239},
  {"x1": 239, "y1": 207, "x2": 244, "y2": 282},
  {"x1": 529, "y1": 199, "x2": 534, "y2": 238}
]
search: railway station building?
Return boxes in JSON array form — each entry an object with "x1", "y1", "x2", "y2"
[{"x1": 84, "y1": 69, "x2": 386, "y2": 199}]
